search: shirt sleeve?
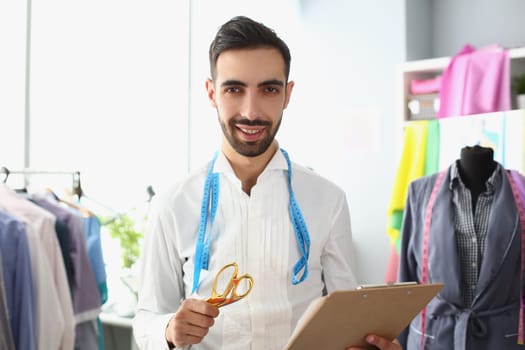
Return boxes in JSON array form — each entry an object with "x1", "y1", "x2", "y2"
[
  {"x1": 132, "y1": 197, "x2": 184, "y2": 350},
  {"x1": 321, "y1": 191, "x2": 358, "y2": 293}
]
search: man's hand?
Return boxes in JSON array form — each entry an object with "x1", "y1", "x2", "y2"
[
  {"x1": 165, "y1": 298, "x2": 220, "y2": 348},
  {"x1": 346, "y1": 335, "x2": 403, "y2": 350}
]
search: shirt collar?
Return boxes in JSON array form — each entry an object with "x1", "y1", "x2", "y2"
[
  {"x1": 449, "y1": 160, "x2": 501, "y2": 193},
  {"x1": 212, "y1": 148, "x2": 288, "y2": 178},
  {"x1": 214, "y1": 150, "x2": 234, "y2": 175}
]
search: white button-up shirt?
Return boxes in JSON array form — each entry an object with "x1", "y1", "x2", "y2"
[{"x1": 133, "y1": 150, "x2": 357, "y2": 349}]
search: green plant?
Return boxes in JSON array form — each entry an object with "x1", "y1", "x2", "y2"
[
  {"x1": 105, "y1": 214, "x2": 144, "y2": 268},
  {"x1": 512, "y1": 74, "x2": 525, "y2": 95}
]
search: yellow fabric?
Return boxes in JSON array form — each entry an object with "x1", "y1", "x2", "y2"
[{"x1": 386, "y1": 121, "x2": 429, "y2": 245}]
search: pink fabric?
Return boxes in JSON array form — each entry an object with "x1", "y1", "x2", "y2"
[
  {"x1": 410, "y1": 75, "x2": 442, "y2": 95},
  {"x1": 437, "y1": 44, "x2": 510, "y2": 118},
  {"x1": 384, "y1": 245, "x2": 399, "y2": 283}
]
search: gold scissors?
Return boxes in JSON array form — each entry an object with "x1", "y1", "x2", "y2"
[{"x1": 205, "y1": 262, "x2": 254, "y2": 308}]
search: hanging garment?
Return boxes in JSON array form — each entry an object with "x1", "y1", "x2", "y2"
[
  {"x1": 384, "y1": 120, "x2": 440, "y2": 282},
  {"x1": 0, "y1": 259, "x2": 16, "y2": 350},
  {"x1": 32, "y1": 196, "x2": 102, "y2": 320},
  {"x1": 58, "y1": 200, "x2": 107, "y2": 350},
  {"x1": 31, "y1": 196, "x2": 101, "y2": 350},
  {"x1": 437, "y1": 44, "x2": 510, "y2": 118},
  {"x1": 53, "y1": 218, "x2": 75, "y2": 298},
  {"x1": 0, "y1": 185, "x2": 75, "y2": 350},
  {"x1": 0, "y1": 210, "x2": 33, "y2": 350},
  {"x1": 398, "y1": 164, "x2": 525, "y2": 349},
  {"x1": 83, "y1": 215, "x2": 107, "y2": 304},
  {"x1": 82, "y1": 214, "x2": 107, "y2": 350},
  {"x1": 386, "y1": 121, "x2": 429, "y2": 247}
]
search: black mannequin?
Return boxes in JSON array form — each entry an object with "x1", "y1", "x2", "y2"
[{"x1": 457, "y1": 145, "x2": 497, "y2": 212}]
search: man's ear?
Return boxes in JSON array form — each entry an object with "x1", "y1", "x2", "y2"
[
  {"x1": 206, "y1": 79, "x2": 217, "y2": 108},
  {"x1": 283, "y1": 80, "x2": 295, "y2": 109}
]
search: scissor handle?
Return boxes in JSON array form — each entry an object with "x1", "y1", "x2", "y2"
[
  {"x1": 207, "y1": 262, "x2": 254, "y2": 307},
  {"x1": 210, "y1": 262, "x2": 238, "y2": 298},
  {"x1": 231, "y1": 273, "x2": 254, "y2": 299}
]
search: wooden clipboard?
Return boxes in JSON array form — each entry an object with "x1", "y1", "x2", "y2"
[{"x1": 284, "y1": 283, "x2": 444, "y2": 350}]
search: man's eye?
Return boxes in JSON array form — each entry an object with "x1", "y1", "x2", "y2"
[
  {"x1": 225, "y1": 87, "x2": 240, "y2": 93},
  {"x1": 265, "y1": 87, "x2": 279, "y2": 93}
]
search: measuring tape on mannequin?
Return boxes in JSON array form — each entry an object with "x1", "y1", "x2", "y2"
[{"x1": 420, "y1": 169, "x2": 525, "y2": 348}]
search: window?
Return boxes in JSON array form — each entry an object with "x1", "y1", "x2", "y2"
[
  {"x1": 28, "y1": 1, "x2": 190, "y2": 210},
  {"x1": 0, "y1": 2, "x2": 26, "y2": 171}
]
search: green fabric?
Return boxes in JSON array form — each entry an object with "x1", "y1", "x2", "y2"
[
  {"x1": 390, "y1": 210, "x2": 404, "y2": 232},
  {"x1": 99, "y1": 281, "x2": 108, "y2": 304},
  {"x1": 424, "y1": 120, "x2": 440, "y2": 175},
  {"x1": 390, "y1": 210, "x2": 404, "y2": 254}
]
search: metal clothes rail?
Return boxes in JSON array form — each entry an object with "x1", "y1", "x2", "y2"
[{"x1": 0, "y1": 167, "x2": 83, "y2": 198}]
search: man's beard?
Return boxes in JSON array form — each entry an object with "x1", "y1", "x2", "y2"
[{"x1": 219, "y1": 114, "x2": 282, "y2": 157}]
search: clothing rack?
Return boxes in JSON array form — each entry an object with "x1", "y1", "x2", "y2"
[{"x1": 0, "y1": 167, "x2": 83, "y2": 198}]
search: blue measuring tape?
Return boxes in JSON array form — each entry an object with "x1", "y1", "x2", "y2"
[{"x1": 191, "y1": 148, "x2": 311, "y2": 293}]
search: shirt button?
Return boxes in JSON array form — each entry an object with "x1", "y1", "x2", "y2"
[
  {"x1": 472, "y1": 237, "x2": 477, "y2": 243},
  {"x1": 471, "y1": 262, "x2": 477, "y2": 268},
  {"x1": 471, "y1": 285, "x2": 476, "y2": 290}
]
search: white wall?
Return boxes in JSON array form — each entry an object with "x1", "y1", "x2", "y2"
[
  {"x1": 27, "y1": 1, "x2": 190, "y2": 210},
  {"x1": 0, "y1": 1, "x2": 26, "y2": 169},
  {"x1": 405, "y1": 0, "x2": 432, "y2": 61},
  {"x1": 293, "y1": 0, "x2": 406, "y2": 284},
  {"x1": 432, "y1": 0, "x2": 525, "y2": 57},
  {"x1": 405, "y1": 0, "x2": 525, "y2": 60}
]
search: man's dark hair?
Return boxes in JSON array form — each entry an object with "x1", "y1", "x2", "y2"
[{"x1": 209, "y1": 16, "x2": 291, "y2": 81}]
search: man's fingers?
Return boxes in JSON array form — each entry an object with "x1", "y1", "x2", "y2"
[
  {"x1": 365, "y1": 335, "x2": 401, "y2": 349},
  {"x1": 184, "y1": 298, "x2": 220, "y2": 318},
  {"x1": 167, "y1": 314, "x2": 211, "y2": 347},
  {"x1": 174, "y1": 320, "x2": 211, "y2": 338},
  {"x1": 166, "y1": 299, "x2": 220, "y2": 347},
  {"x1": 173, "y1": 305, "x2": 216, "y2": 329}
]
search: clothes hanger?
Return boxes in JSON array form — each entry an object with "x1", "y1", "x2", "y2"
[
  {"x1": 1, "y1": 166, "x2": 28, "y2": 193},
  {"x1": 72, "y1": 171, "x2": 83, "y2": 199},
  {"x1": 60, "y1": 197, "x2": 94, "y2": 218},
  {"x1": 1, "y1": 166, "x2": 9, "y2": 183},
  {"x1": 45, "y1": 187, "x2": 95, "y2": 218}
]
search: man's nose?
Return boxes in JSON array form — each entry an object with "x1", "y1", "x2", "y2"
[{"x1": 241, "y1": 92, "x2": 261, "y2": 119}]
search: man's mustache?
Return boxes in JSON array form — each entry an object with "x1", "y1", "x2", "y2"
[{"x1": 232, "y1": 118, "x2": 271, "y2": 127}]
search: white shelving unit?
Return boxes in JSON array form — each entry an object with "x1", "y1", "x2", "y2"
[
  {"x1": 399, "y1": 46, "x2": 525, "y2": 122},
  {"x1": 396, "y1": 46, "x2": 525, "y2": 174}
]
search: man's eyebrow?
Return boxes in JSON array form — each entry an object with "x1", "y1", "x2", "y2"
[
  {"x1": 220, "y1": 80, "x2": 247, "y2": 87},
  {"x1": 219, "y1": 79, "x2": 285, "y2": 88},
  {"x1": 258, "y1": 79, "x2": 284, "y2": 87}
]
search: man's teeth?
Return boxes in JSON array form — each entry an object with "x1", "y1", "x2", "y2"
[{"x1": 240, "y1": 128, "x2": 260, "y2": 134}]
